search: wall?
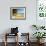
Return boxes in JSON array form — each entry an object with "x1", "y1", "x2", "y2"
[{"x1": 0, "y1": 0, "x2": 36, "y2": 42}]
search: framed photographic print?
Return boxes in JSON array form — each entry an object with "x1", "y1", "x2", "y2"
[{"x1": 10, "y1": 7, "x2": 26, "y2": 20}]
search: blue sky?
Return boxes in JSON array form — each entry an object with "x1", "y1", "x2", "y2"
[{"x1": 17, "y1": 8, "x2": 25, "y2": 13}]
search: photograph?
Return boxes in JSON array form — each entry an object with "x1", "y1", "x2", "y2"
[{"x1": 10, "y1": 7, "x2": 26, "y2": 20}]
